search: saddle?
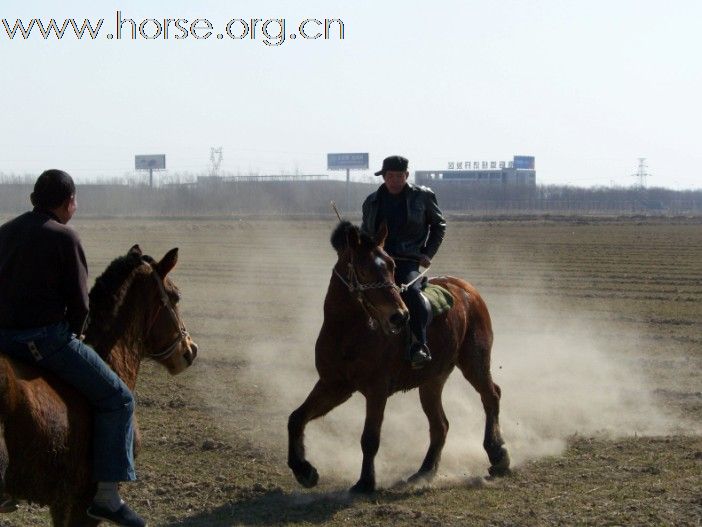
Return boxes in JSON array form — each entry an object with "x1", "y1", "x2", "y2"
[{"x1": 420, "y1": 281, "x2": 453, "y2": 317}]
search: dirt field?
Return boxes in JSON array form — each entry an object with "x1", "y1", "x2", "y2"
[{"x1": 2, "y1": 216, "x2": 701, "y2": 527}]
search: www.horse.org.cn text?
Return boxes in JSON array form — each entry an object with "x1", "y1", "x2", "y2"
[{"x1": 1, "y1": 12, "x2": 345, "y2": 46}]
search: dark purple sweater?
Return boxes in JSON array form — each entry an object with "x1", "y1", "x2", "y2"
[{"x1": 0, "y1": 209, "x2": 89, "y2": 335}]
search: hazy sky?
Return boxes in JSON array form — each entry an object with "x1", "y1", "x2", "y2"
[{"x1": 2, "y1": 0, "x2": 700, "y2": 188}]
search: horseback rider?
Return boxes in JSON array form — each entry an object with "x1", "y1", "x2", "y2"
[
  {"x1": 0, "y1": 170, "x2": 146, "y2": 527},
  {"x1": 362, "y1": 155, "x2": 446, "y2": 369}
]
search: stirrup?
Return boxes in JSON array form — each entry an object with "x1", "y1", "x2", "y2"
[{"x1": 409, "y1": 343, "x2": 431, "y2": 369}]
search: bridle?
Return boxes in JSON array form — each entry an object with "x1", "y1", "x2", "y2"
[
  {"x1": 333, "y1": 260, "x2": 400, "y2": 329},
  {"x1": 145, "y1": 270, "x2": 190, "y2": 361},
  {"x1": 333, "y1": 262, "x2": 399, "y2": 294}
]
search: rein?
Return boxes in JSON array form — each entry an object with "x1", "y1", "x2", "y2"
[
  {"x1": 145, "y1": 270, "x2": 190, "y2": 360},
  {"x1": 334, "y1": 260, "x2": 430, "y2": 294},
  {"x1": 399, "y1": 267, "x2": 430, "y2": 292}
]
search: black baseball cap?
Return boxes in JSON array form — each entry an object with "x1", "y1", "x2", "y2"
[{"x1": 374, "y1": 155, "x2": 409, "y2": 176}]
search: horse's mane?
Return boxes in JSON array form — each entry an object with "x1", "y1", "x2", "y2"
[
  {"x1": 86, "y1": 252, "x2": 156, "y2": 355},
  {"x1": 330, "y1": 221, "x2": 377, "y2": 252}
]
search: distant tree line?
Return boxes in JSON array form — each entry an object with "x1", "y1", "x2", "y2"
[
  {"x1": 0, "y1": 175, "x2": 700, "y2": 216},
  {"x1": 425, "y1": 181, "x2": 702, "y2": 214}
]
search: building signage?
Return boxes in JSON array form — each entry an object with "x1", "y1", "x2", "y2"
[
  {"x1": 448, "y1": 160, "x2": 514, "y2": 170},
  {"x1": 448, "y1": 156, "x2": 535, "y2": 170},
  {"x1": 135, "y1": 154, "x2": 166, "y2": 170},
  {"x1": 513, "y1": 156, "x2": 535, "y2": 169},
  {"x1": 327, "y1": 152, "x2": 369, "y2": 170}
]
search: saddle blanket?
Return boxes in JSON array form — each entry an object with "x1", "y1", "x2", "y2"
[{"x1": 421, "y1": 282, "x2": 454, "y2": 316}]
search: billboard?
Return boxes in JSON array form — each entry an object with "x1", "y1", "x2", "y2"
[
  {"x1": 135, "y1": 154, "x2": 166, "y2": 170},
  {"x1": 327, "y1": 152, "x2": 369, "y2": 170},
  {"x1": 513, "y1": 156, "x2": 535, "y2": 169}
]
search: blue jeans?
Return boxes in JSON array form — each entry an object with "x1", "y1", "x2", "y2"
[{"x1": 0, "y1": 321, "x2": 136, "y2": 482}]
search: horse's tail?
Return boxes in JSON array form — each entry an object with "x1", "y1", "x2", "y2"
[
  {"x1": 0, "y1": 357, "x2": 17, "y2": 417},
  {"x1": 465, "y1": 282, "x2": 494, "y2": 355}
]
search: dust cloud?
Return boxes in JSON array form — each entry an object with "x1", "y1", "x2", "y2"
[{"x1": 190, "y1": 221, "x2": 693, "y2": 488}]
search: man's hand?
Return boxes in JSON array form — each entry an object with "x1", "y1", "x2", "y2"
[{"x1": 419, "y1": 255, "x2": 432, "y2": 268}]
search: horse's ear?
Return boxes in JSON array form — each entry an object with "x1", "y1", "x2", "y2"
[
  {"x1": 346, "y1": 227, "x2": 361, "y2": 250},
  {"x1": 331, "y1": 221, "x2": 356, "y2": 253},
  {"x1": 375, "y1": 222, "x2": 388, "y2": 248},
  {"x1": 128, "y1": 244, "x2": 142, "y2": 256},
  {"x1": 156, "y1": 248, "x2": 179, "y2": 277}
]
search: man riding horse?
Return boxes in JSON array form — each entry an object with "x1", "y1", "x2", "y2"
[
  {"x1": 362, "y1": 155, "x2": 446, "y2": 369},
  {"x1": 0, "y1": 170, "x2": 146, "y2": 527}
]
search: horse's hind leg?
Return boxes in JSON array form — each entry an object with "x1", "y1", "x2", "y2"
[
  {"x1": 407, "y1": 374, "x2": 450, "y2": 484},
  {"x1": 0, "y1": 426, "x2": 7, "y2": 495},
  {"x1": 49, "y1": 502, "x2": 69, "y2": 526},
  {"x1": 53, "y1": 499, "x2": 99, "y2": 527},
  {"x1": 288, "y1": 379, "x2": 352, "y2": 488},
  {"x1": 458, "y1": 341, "x2": 510, "y2": 477},
  {"x1": 0, "y1": 429, "x2": 17, "y2": 514},
  {"x1": 69, "y1": 500, "x2": 100, "y2": 527}
]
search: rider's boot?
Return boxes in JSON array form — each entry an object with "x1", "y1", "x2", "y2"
[{"x1": 409, "y1": 341, "x2": 431, "y2": 369}]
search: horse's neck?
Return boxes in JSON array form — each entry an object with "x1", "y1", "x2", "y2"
[
  {"x1": 85, "y1": 337, "x2": 142, "y2": 391},
  {"x1": 106, "y1": 343, "x2": 141, "y2": 392},
  {"x1": 323, "y1": 269, "x2": 372, "y2": 327},
  {"x1": 84, "y1": 295, "x2": 144, "y2": 391}
]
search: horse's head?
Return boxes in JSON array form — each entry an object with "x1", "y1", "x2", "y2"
[
  {"x1": 330, "y1": 221, "x2": 409, "y2": 335},
  {"x1": 130, "y1": 244, "x2": 198, "y2": 375}
]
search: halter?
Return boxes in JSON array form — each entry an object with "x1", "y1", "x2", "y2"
[
  {"x1": 145, "y1": 270, "x2": 190, "y2": 360},
  {"x1": 333, "y1": 261, "x2": 400, "y2": 329}
]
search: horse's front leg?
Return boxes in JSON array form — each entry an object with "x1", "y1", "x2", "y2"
[
  {"x1": 288, "y1": 379, "x2": 352, "y2": 488},
  {"x1": 350, "y1": 388, "x2": 388, "y2": 494}
]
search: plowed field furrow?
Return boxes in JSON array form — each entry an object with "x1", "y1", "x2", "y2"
[{"x1": 4, "y1": 217, "x2": 700, "y2": 527}]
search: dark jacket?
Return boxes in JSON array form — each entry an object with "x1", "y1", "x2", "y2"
[
  {"x1": 0, "y1": 209, "x2": 89, "y2": 335},
  {"x1": 361, "y1": 183, "x2": 446, "y2": 259}
]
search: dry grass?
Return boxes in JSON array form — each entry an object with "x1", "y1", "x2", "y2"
[{"x1": 2, "y1": 217, "x2": 700, "y2": 526}]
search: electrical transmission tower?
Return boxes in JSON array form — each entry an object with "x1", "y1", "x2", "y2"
[
  {"x1": 209, "y1": 147, "x2": 223, "y2": 177},
  {"x1": 631, "y1": 157, "x2": 651, "y2": 187}
]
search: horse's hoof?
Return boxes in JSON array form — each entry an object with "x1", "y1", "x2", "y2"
[
  {"x1": 293, "y1": 462, "x2": 319, "y2": 488},
  {"x1": 0, "y1": 497, "x2": 18, "y2": 514},
  {"x1": 487, "y1": 449, "x2": 511, "y2": 478},
  {"x1": 389, "y1": 479, "x2": 410, "y2": 490},
  {"x1": 407, "y1": 469, "x2": 436, "y2": 485},
  {"x1": 349, "y1": 480, "x2": 375, "y2": 495},
  {"x1": 487, "y1": 464, "x2": 512, "y2": 478}
]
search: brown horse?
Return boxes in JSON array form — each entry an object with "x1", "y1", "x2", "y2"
[
  {"x1": 0, "y1": 244, "x2": 198, "y2": 526},
  {"x1": 288, "y1": 222, "x2": 510, "y2": 493}
]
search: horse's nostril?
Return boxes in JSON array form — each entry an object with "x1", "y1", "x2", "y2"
[{"x1": 190, "y1": 342, "x2": 198, "y2": 358}]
